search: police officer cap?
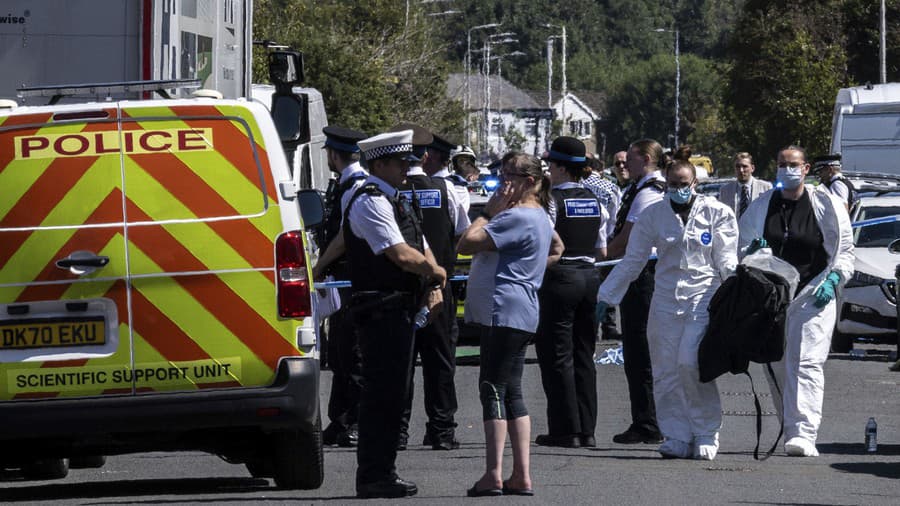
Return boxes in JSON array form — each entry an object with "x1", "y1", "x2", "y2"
[
  {"x1": 543, "y1": 136, "x2": 587, "y2": 164},
  {"x1": 358, "y1": 130, "x2": 419, "y2": 162},
  {"x1": 812, "y1": 153, "x2": 842, "y2": 169},
  {"x1": 322, "y1": 126, "x2": 367, "y2": 153},
  {"x1": 427, "y1": 133, "x2": 456, "y2": 154}
]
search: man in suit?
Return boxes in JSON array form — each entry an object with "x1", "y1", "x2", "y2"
[{"x1": 718, "y1": 152, "x2": 772, "y2": 218}]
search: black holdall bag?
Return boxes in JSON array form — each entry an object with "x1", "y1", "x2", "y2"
[{"x1": 699, "y1": 251, "x2": 799, "y2": 460}]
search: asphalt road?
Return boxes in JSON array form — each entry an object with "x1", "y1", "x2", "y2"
[{"x1": 1, "y1": 341, "x2": 898, "y2": 505}]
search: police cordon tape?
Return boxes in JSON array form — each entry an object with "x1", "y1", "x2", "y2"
[{"x1": 313, "y1": 215, "x2": 899, "y2": 289}]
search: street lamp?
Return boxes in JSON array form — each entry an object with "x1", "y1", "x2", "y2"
[
  {"x1": 466, "y1": 23, "x2": 500, "y2": 143},
  {"x1": 483, "y1": 34, "x2": 518, "y2": 157},
  {"x1": 488, "y1": 50, "x2": 526, "y2": 154},
  {"x1": 653, "y1": 28, "x2": 680, "y2": 147},
  {"x1": 544, "y1": 23, "x2": 567, "y2": 136}
]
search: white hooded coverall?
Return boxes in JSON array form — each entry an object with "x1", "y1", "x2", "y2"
[
  {"x1": 738, "y1": 186, "x2": 854, "y2": 445},
  {"x1": 598, "y1": 195, "x2": 738, "y2": 449}
]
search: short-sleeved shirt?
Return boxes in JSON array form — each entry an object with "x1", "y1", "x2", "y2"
[
  {"x1": 434, "y1": 167, "x2": 471, "y2": 223},
  {"x1": 338, "y1": 162, "x2": 368, "y2": 216},
  {"x1": 464, "y1": 206, "x2": 553, "y2": 333},
  {"x1": 347, "y1": 175, "x2": 430, "y2": 255},
  {"x1": 625, "y1": 171, "x2": 665, "y2": 224},
  {"x1": 827, "y1": 175, "x2": 851, "y2": 204},
  {"x1": 408, "y1": 165, "x2": 471, "y2": 235}
]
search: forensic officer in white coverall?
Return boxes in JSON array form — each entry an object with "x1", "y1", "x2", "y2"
[
  {"x1": 738, "y1": 145, "x2": 854, "y2": 457},
  {"x1": 597, "y1": 159, "x2": 738, "y2": 460}
]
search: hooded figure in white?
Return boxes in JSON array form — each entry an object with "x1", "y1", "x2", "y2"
[
  {"x1": 738, "y1": 146, "x2": 854, "y2": 457},
  {"x1": 597, "y1": 161, "x2": 738, "y2": 460}
]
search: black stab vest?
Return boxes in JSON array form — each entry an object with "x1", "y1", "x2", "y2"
[
  {"x1": 343, "y1": 183, "x2": 425, "y2": 294},
  {"x1": 552, "y1": 186, "x2": 603, "y2": 258},
  {"x1": 398, "y1": 174, "x2": 455, "y2": 272}
]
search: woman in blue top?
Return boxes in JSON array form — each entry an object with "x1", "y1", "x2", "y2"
[{"x1": 458, "y1": 152, "x2": 562, "y2": 497}]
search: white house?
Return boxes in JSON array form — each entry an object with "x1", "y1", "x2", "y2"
[
  {"x1": 446, "y1": 73, "x2": 553, "y2": 160},
  {"x1": 553, "y1": 92, "x2": 602, "y2": 154}
]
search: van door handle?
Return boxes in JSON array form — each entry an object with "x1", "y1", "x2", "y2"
[{"x1": 56, "y1": 251, "x2": 110, "y2": 275}]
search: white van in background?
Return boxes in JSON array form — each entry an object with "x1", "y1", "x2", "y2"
[{"x1": 831, "y1": 82, "x2": 900, "y2": 174}]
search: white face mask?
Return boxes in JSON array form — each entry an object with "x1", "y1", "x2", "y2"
[{"x1": 776, "y1": 166, "x2": 804, "y2": 189}]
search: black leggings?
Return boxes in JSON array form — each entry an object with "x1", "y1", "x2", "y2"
[{"x1": 478, "y1": 326, "x2": 532, "y2": 421}]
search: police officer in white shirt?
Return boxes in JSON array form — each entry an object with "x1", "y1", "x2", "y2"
[{"x1": 345, "y1": 130, "x2": 447, "y2": 499}]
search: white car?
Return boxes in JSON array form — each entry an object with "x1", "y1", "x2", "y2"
[{"x1": 833, "y1": 193, "x2": 900, "y2": 351}]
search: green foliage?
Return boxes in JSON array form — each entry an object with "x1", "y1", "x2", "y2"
[
  {"x1": 724, "y1": 1, "x2": 847, "y2": 169},
  {"x1": 254, "y1": 0, "x2": 465, "y2": 139}
]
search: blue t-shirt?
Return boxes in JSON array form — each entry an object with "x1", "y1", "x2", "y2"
[{"x1": 464, "y1": 206, "x2": 553, "y2": 333}]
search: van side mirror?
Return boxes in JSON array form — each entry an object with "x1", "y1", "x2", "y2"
[
  {"x1": 298, "y1": 189, "x2": 325, "y2": 229},
  {"x1": 889, "y1": 238, "x2": 900, "y2": 254},
  {"x1": 271, "y1": 93, "x2": 310, "y2": 144},
  {"x1": 268, "y1": 51, "x2": 304, "y2": 87}
]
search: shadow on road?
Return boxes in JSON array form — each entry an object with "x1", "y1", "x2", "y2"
[
  {"x1": 0, "y1": 477, "x2": 356, "y2": 503},
  {"x1": 819, "y1": 442, "x2": 900, "y2": 456},
  {"x1": 831, "y1": 461, "x2": 900, "y2": 479}
]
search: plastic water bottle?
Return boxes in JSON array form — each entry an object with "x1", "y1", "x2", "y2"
[
  {"x1": 865, "y1": 417, "x2": 877, "y2": 453},
  {"x1": 413, "y1": 307, "x2": 430, "y2": 330}
]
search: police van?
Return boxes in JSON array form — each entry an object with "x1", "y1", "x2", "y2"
[{"x1": 0, "y1": 78, "x2": 326, "y2": 488}]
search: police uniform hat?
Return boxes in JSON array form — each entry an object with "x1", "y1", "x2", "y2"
[
  {"x1": 389, "y1": 122, "x2": 434, "y2": 159},
  {"x1": 451, "y1": 144, "x2": 477, "y2": 162},
  {"x1": 322, "y1": 126, "x2": 367, "y2": 153},
  {"x1": 543, "y1": 136, "x2": 587, "y2": 164},
  {"x1": 357, "y1": 130, "x2": 419, "y2": 162},
  {"x1": 812, "y1": 153, "x2": 842, "y2": 169},
  {"x1": 427, "y1": 133, "x2": 456, "y2": 154}
]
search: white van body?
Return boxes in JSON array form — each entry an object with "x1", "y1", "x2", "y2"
[{"x1": 831, "y1": 83, "x2": 900, "y2": 174}]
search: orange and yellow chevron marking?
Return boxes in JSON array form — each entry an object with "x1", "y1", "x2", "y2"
[{"x1": 1, "y1": 104, "x2": 303, "y2": 400}]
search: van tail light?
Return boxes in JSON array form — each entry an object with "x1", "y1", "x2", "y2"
[{"x1": 275, "y1": 231, "x2": 311, "y2": 318}]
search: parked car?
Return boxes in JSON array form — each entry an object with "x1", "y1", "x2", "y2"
[{"x1": 833, "y1": 192, "x2": 900, "y2": 351}]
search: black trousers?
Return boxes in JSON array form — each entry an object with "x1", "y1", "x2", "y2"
[
  {"x1": 619, "y1": 260, "x2": 660, "y2": 435},
  {"x1": 354, "y1": 302, "x2": 416, "y2": 485},
  {"x1": 400, "y1": 285, "x2": 459, "y2": 439},
  {"x1": 535, "y1": 262, "x2": 601, "y2": 437},
  {"x1": 325, "y1": 288, "x2": 362, "y2": 432}
]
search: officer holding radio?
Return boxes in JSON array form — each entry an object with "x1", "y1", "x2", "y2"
[{"x1": 344, "y1": 130, "x2": 447, "y2": 499}]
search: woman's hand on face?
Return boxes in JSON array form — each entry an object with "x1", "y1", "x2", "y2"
[{"x1": 485, "y1": 180, "x2": 517, "y2": 216}]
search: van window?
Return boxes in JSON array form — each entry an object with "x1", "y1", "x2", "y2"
[
  {"x1": 120, "y1": 116, "x2": 269, "y2": 224},
  {"x1": 0, "y1": 119, "x2": 125, "y2": 229}
]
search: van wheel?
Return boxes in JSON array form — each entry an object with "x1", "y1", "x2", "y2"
[
  {"x1": 69, "y1": 456, "x2": 106, "y2": 469},
  {"x1": 831, "y1": 328, "x2": 853, "y2": 353},
  {"x1": 271, "y1": 417, "x2": 324, "y2": 489},
  {"x1": 22, "y1": 458, "x2": 69, "y2": 480}
]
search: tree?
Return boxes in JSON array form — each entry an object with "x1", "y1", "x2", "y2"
[
  {"x1": 253, "y1": 0, "x2": 465, "y2": 139},
  {"x1": 724, "y1": 1, "x2": 848, "y2": 168}
]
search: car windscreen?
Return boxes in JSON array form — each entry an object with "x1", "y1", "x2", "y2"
[{"x1": 854, "y1": 205, "x2": 900, "y2": 248}]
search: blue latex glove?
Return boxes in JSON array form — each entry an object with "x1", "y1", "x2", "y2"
[
  {"x1": 595, "y1": 301, "x2": 609, "y2": 325},
  {"x1": 746, "y1": 237, "x2": 768, "y2": 255},
  {"x1": 813, "y1": 271, "x2": 841, "y2": 308}
]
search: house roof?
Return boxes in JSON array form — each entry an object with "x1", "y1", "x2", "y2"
[{"x1": 447, "y1": 73, "x2": 549, "y2": 111}]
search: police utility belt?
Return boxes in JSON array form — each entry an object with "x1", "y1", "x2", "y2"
[{"x1": 349, "y1": 291, "x2": 417, "y2": 319}]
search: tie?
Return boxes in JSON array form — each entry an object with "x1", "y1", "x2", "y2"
[{"x1": 739, "y1": 185, "x2": 750, "y2": 217}]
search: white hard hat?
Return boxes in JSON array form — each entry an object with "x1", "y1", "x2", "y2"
[{"x1": 450, "y1": 144, "x2": 476, "y2": 161}]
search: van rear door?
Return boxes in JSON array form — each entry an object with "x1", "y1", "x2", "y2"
[
  {"x1": 119, "y1": 103, "x2": 302, "y2": 395},
  {"x1": 0, "y1": 107, "x2": 133, "y2": 400}
]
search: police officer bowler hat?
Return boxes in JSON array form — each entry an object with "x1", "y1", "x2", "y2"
[
  {"x1": 322, "y1": 126, "x2": 367, "y2": 153},
  {"x1": 812, "y1": 153, "x2": 842, "y2": 169},
  {"x1": 358, "y1": 130, "x2": 419, "y2": 162},
  {"x1": 544, "y1": 136, "x2": 587, "y2": 164}
]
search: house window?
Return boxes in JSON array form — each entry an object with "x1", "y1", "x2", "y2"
[{"x1": 584, "y1": 121, "x2": 592, "y2": 136}]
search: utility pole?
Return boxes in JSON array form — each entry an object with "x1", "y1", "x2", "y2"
[{"x1": 466, "y1": 23, "x2": 500, "y2": 145}]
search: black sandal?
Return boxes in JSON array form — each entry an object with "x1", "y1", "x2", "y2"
[
  {"x1": 502, "y1": 481, "x2": 534, "y2": 496},
  {"x1": 467, "y1": 482, "x2": 503, "y2": 497}
]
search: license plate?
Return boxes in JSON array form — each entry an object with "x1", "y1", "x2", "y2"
[{"x1": 0, "y1": 317, "x2": 106, "y2": 349}]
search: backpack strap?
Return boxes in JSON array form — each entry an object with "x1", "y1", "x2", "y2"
[{"x1": 748, "y1": 363, "x2": 784, "y2": 460}]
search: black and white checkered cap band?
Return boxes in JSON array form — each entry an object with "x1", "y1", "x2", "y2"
[{"x1": 364, "y1": 143, "x2": 413, "y2": 161}]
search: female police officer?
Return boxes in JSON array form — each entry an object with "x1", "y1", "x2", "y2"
[
  {"x1": 344, "y1": 130, "x2": 446, "y2": 498},
  {"x1": 534, "y1": 137, "x2": 609, "y2": 448}
]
